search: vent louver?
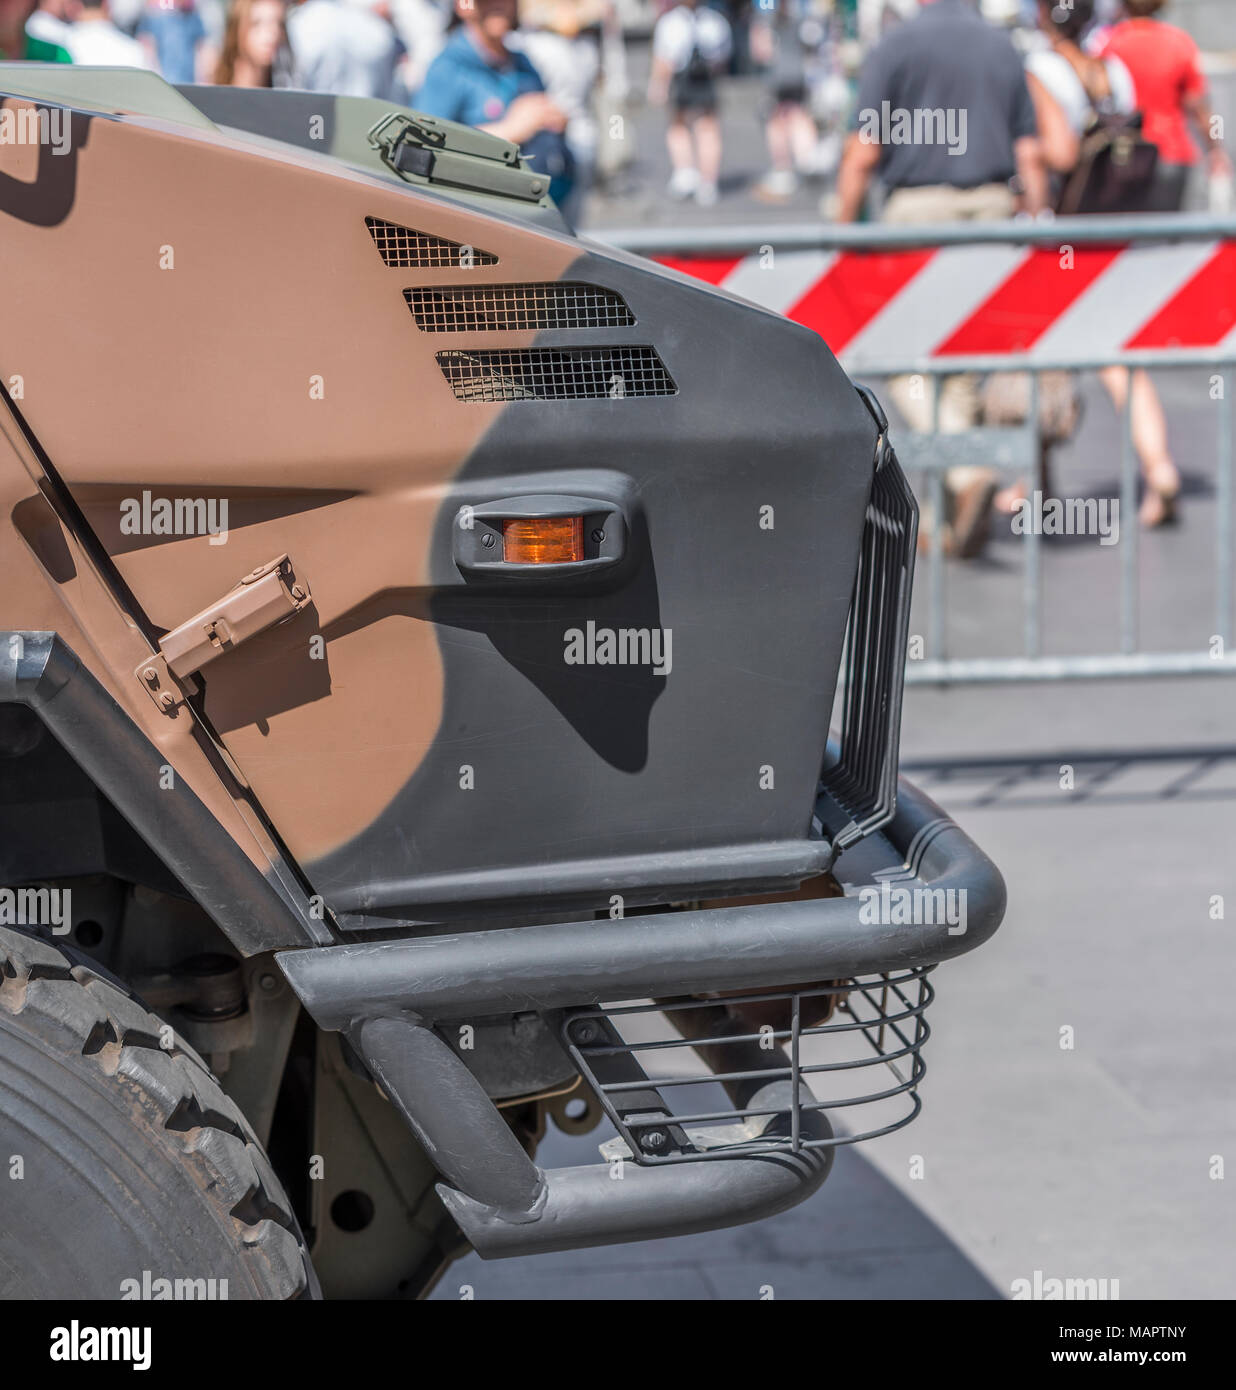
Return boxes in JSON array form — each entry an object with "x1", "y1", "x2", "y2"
[
  {"x1": 366, "y1": 216, "x2": 497, "y2": 268},
  {"x1": 406, "y1": 283, "x2": 635, "y2": 332},
  {"x1": 819, "y1": 427, "x2": 917, "y2": 854},
  {"x1": 436, "y1": 347, "x2": 676, "y2": 403}
]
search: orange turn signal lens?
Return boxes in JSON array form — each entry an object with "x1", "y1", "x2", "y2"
[{"x1": 501, "y1": 515, "x2": 585, "y2": 564}]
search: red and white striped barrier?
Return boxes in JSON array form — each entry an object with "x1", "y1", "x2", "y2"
[{"x1": 656, "y1": 241, "x2": 1236, "y2": 368}]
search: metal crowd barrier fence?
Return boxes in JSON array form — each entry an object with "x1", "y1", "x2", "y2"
[{"x1": 598, "y1": 213, "x2": 1236, "y2": 684}]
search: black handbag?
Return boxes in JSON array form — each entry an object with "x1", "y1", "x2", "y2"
[{"x1": 1055, "y1": 58, "x2": 1159, "y2": 215}]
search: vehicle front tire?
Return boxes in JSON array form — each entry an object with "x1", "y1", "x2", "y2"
[{"x1": 0, "y1": 926, "x2": 317, "y2": 1300}]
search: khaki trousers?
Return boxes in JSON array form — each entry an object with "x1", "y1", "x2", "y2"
[{"x1": 882, "y1": 183, "x2": 1016, "y2": 495}]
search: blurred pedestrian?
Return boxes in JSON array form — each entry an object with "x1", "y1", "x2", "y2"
[
  {"x1": 1024, "y1": 0, "x2": 1134, "y2": 168},
  {"x1": 857, "y1": 0, "x2": 916, "y2": 44},
  {"x1": 1092, "y1": 0, "x2": 1231, "y2": 211},
  {"x1": 0, "y1": 0, "x2": 70, "y2": 57},
  {"x1": 837, "y1": 0, "x2": 1047, "y2": 222},
  {"x1": 719, "y1": 0, "x2": 751, "y2": 74},
  {"x1": 214, "y1": 0, "x2": 286, "y2": 84},
  {"x1": 107, "y1": 0, "x2": 142, "y2": 35},
  {"x1": 286, "y1": 0, "x2": 401, "y2": 99},
  {"x1": 24, "y1": 0, "x2": 72, "y2": 50},
  {"x1": 63, "y1": 0, "x2": 152, "y2": 63},
  {"x1": 1086, "y1": 0, "x2": 1122, "y2": 48},
  {"x1": 516, "y1": 0, "x2": 604, "y2": 223},
  {"x1": 835, "y1": 0, "x2": 1047, "y2": 559},
  {"x1": 416, "y1": 0, "x2": 573, "y2": 204},
  {"x1": 648, "y1": 0, "x2": 731, "y2": 207},
  {"x1": 591, "y1": 0, "x2": 631, "y2": 180},
  {"x1": 1023, "y1": 0, "x2": 1182, "y2": 526},
  {"x1": 137, "y1": 0, "x2": 211, "y2": 82},
  {"x1": 389, "y1": 0, "x2": 446, "y2": 96},
  {"x1": 750, "y1": 0, "x2": 819, "y2": 201}
]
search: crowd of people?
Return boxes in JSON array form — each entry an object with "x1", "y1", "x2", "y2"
[
  {"x1": 0, "y1": 0, "x2": 624, "y2": 218},
  {"x1": 0, "y1": 0, "x2": 1224, "y2": 221},
  {"x1": 834, "y1": 0, "x2": 1227, "y2": 557}
]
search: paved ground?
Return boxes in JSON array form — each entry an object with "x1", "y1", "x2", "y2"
[{"x1": 436, "y1": 40, "x2": 1236, "y2": 1304}]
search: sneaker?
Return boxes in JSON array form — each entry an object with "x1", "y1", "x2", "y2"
[
  {"x1": 695, "y1": 181, "x2": 719, "y2": 208},
  {"x1": 754, "y1": 170, "x2": 798, "y2": 202},
  {"x1": 667, "y1": 168, "x2": 699, "y2": 200}
]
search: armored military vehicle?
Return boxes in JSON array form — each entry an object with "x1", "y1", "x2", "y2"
[{"x1": 0, "y1": 66, "x2": 1004, "y2": 1299}]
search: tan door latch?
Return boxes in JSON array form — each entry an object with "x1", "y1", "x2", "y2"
[{"x1": 136, "y1": 554, "x2": 310, "y2": 714}]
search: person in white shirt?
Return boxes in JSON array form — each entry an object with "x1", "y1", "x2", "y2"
[
  {"x1": 286, "y1": 0, "x2": 401, "y2": 100},
  {"x1": 1025, "y1": 15, "x2": 1134, "y2": 140},
  {"x1": 65, "y1": 0, "x2": 152, "y2": 64},
  {"x1": 648, "y1": 0, "x2": 731, "y2": 207},
  {"x1": 389, "y1": 0, "x2": 445, "y2": 96}
]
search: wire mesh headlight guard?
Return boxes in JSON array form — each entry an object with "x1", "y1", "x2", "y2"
[{"x1": 562, "y1": 966, "x2": 934, "y2": 1166}]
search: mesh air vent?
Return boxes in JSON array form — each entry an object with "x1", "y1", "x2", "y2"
[
  {"x1": 366, "y1": 216, "x2": 497, "y2": 268},
  {"x1": 436, "y1": 347, "x2": 676, "y2": 403},
  {"x1": 406, "y1": 283, "x2": 635, "y2": 332}
]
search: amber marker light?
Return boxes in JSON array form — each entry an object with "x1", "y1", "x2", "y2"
[{"x1": 501, "y1": 515, "x2": 585, "y2": 564}]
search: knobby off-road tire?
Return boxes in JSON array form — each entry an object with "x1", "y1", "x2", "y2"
[{"x1": 0, "y1": 926, "x2": 317, "y2": 1299}]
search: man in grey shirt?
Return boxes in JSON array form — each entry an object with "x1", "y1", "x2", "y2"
[
  {"x1": 838, "y1": 0, "x2": 1045, "y2": 220},
  {"x1": 835, "y1": 0, "x2": 1048, "y2": 558}
]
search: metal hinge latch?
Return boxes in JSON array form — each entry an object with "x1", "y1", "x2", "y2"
[
  {"x1": 136, "y1": 554, "x2": 310, "y2": 714},
  {"x1": 367, "y1": 110, "x2": 550, "y2": 203}
]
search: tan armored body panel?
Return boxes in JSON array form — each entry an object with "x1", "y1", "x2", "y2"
[
  {"x1": 2, "y1": 93, "x2": 579, "y2": 868},
  {"x1": 2, "y1": 76, "x2": 878, "y2": 933}
]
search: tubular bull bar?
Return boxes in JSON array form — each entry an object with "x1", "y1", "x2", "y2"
[
  {"x1": 278, "y1": 773, "x2": 1005, "y2": 1257},
  {"x1": 2, "y1": 629, "x2": 1004, "y2": 1253},
  {"x1": 599, "y1": 213, "x2": 1236, "y2": 686}
]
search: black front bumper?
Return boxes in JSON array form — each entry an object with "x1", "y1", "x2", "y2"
[{"x1": 278, "y1": 771, "x2": 1005, "y2": 1257}]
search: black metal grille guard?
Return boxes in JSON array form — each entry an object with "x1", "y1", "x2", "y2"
[
  {"x1": 821, "y1": 393, "x2": 918, "y2": 856},
  {"x1": 563, "y1": 968, "x2": 933, "y2": 1167}
]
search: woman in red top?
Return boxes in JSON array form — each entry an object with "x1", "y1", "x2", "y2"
[{"x1": 1097, "y1": 0, "x2": 1230, "y2": 211}]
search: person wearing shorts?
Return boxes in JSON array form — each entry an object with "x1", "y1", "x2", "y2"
[
  {"x1": 649, "y1": 0, "x2": 731, "y2": 207},
  {"x1": 750, "y1": 0, "x2": 819, "y2": 202}
]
